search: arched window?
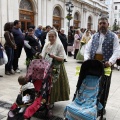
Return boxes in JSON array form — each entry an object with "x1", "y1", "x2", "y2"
[
  {"x1": 74, "y1": 12, "x2": 79, "y2": 20},
  {"x1": 87, "y1": 16, "x2": 92, "y2": 30},
  {"x1": 19, "y1": 0, "x2": 34, "y2": 32},
  {"x1": 74, "y1": 12, "x2": 80, "y2": 29},
  {"x1": 53, "y1": 7, "x2": 62, "y2": 30},
  {"x1": 88, "y1": 16, "x2": 92, "y2": 23},
  {"x1": 20, "y1": 0, "x2": 33, "y2": 11},
  {"x1": 53, "y1": 7, "x2": 61, "y2": 17}
]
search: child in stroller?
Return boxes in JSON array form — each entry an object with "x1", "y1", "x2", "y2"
[
  {"x1": 7, "y1": 76, "x2": 35, "y2": 120},
  {"x1": 7, "y1": 58, "x2": 53, "y2": 120},
  {"x1": 64, "y1": 60, "x2": 110, "y2": 120},
  {"x1": 16, "y1": 76, "x2": 35, "y2": 113}
]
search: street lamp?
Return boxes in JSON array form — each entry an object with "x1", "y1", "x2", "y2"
[{"x1": 65, "y1": 0, "x2": 74, "y2": 29}]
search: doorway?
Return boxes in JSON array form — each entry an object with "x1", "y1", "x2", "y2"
[{"x1": 19, "y1": 0, "x2": 34, "y2": 32}]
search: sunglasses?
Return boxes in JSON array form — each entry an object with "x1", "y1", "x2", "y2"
[{"x1": 99, "y1": 22, "x2": 106, "y2": 25}]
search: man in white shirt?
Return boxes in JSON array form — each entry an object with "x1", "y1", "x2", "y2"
[{"x1": 84, "y1": 16, "x2": 120, "y2": 115}]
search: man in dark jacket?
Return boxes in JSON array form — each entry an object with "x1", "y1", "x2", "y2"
[
  {"x1": 12, "y1": 20, "x2": 25, "y2": 73},
  {"x1": 68, "y1": 26, "x2": 75, "y2": 56},
  {"x1": 35, "y1": 25, "x2": 42, "y2": 40},
  {"x1": 40, "y1": 25, "x2": 51, "y2": 50},
  {"x1": 59, "y1": 28, "x2": 68, "y2": 55}
]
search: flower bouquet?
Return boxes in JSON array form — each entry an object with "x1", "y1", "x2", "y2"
[{"x1": 80, "y1": 38, "x2": 86, "y2": 46}]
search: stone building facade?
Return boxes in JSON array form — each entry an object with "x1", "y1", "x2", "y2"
[
  {"x1": 0, "y1": 0, "x2": 108, "y2": 41},
  {"x1": 114, "y1": 0, "x2": 120, "y2": 27}
]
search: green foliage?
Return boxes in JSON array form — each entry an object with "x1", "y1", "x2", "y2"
[{"x1": 66, "y1": 15, "x2": 73, "y2": 20}]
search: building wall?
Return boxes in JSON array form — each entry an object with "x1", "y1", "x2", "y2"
[
  {"x1": 114, "y1": 1, "x2": 120, "y2": 26},
  {"x1": 105, "y1": 0, "x2": 114, "y2": 28},
  {"x1": 0, "y1": 0, "x2": 108, "y2": 42}
]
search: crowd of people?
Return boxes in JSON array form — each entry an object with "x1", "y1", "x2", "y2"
[
  {"x1": 0, "y1": 16, "x2": 120, "y2": 119},
  {"x1": 0, "y1": 19, "x2": 96, "y2": 77}
]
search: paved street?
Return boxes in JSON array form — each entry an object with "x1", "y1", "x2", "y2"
[{"x1": 0, "y1": 50, "x2": 120, "y2": 120}]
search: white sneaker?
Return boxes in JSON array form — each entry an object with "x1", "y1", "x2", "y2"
[{"x1": 15, "y1": 69, "x2": 21, "y2": 73}]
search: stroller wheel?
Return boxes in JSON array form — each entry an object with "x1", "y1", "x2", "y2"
[
  {"x1": 98, "y1": 109, "x2": 106, "y2": 116},
  {"x1": 7, "y1": 111, "x2": 15, "y2": 120},
  {"x1": 99, "y1": 117, "x2": 106, "y2": 120},
  {"x1": 8, "y1": 111, "x2": 14, "y2": 117},
  {"x1": 47, "y1": 110, "x2": 53, "y2": 118}
]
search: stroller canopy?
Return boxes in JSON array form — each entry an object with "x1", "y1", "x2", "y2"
[{"x1": 26, "y1": 59, "x2": 52, "y2": 80}]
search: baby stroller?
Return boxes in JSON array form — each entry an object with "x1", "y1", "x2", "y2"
[
  {"x1": 7, "y1": 59, "x2": 53, "y2": 120},
  {"x1": 64, "y1": 60, "x2": 109, "y2": 120},
  {"x1": 116, "y1": 59, "x2": 120, "y2": 71}
]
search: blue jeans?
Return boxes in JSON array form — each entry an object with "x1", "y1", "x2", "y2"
[{"x1": 5, "y1": 46, "x2": 14, "y2": 71}]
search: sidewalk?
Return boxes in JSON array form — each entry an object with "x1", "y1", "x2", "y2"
[{"x1": 0, "y1": 50, "x2": 120, "y2": 120}]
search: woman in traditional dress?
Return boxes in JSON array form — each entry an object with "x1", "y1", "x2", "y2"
[
  {"x1": 76, "y1": 30, "x2": 91, "y2": 61},
  {"x1": 41, "y1": 30, "x2": 70, "y2": 104},
  {"x1": 73, "y1": 29, "x2": 82, "y2": 59}
]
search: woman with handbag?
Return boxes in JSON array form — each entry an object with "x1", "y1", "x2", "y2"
[
  {"x1": 76, "y1": 30, "x2": 91, "y2": 61},
  {"x1": 73, "y1": 29, "x2": 82, "y2": 59},
  {"x1": 4, "y1": 22, "x2": 16, "y2": 75}
]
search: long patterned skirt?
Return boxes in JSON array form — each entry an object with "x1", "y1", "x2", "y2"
[
  {"x1": 50, "y1": 63, "x2": 70, "y2": 104},
  {"x1": 76, "y1": 50, "x2": 84, "y2": 61}
]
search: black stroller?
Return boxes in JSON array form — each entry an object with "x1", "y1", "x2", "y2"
[{"x1": 64, "y1": 60, "x2": 111, "y2": 120}]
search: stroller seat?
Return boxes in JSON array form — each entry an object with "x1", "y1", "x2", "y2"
[
  {"x1": 64, "y1": 60, "x2": 105, "y2": 120},
  {"x1": 64, "y1": 75, "x2": 102, "y2": 120}
]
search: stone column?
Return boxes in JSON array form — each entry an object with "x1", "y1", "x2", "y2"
[
  {"x1": 13, "y1": 0, "x2": 19, "y2": 20},
  {"x1": 41, "y1": 0, "x2": 47, "y2": 26},
  {"x1": 83, "y1": 8, "x2": 87, "y2": 29},
  {"x1": 64, "y1": 3, "x2": 69, "y2": 35},
  {"x1": 37, "y1": 0, "x2": 42, "y2": 25},
  {"x1": 81, "y1": 5, "x2": 84, "y2": 28},
  {"x1": 7, "y1": 0, "x2": 15, "y2": 22},
  {"x1": 0, "y1": 0, "x2": 7, "y2": 42},
  {"x1": 46, "y1": 0, "x2": 52, "y2": 26}
]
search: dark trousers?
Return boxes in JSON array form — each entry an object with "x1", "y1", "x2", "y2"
[
  {"x1": 5, "y1": 46, "x2": 14, "y2": 71},
  {"x1": 100, "y1": 73, "x2": 112, "y2": 108},
  {"x1": 68, "y1": 43, "x2": 73, "y2": 57},
  {"x1": 64, "y1": 46, "x2": 67, "y2": 55},
  {"x1": 13, "y1": 46, "x2": 23, "y2": 71},
  {"x1": 68, "y1": 52, "x2": 72, "y2": 56},
  {"x1": 74, "y1": 49, "x2": 79, "y2": 59},
  {"x1": 24, "y1": 47, "x2": 33, "y2": 60}
]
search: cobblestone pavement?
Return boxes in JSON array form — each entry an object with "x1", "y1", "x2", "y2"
[{"x1": 0, "y1": 51, "x2": 120, "y2": 120}]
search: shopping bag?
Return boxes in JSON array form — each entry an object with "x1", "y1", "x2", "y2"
[
  {"x1": 80, "y1": 45, "x2": 86, "y2": 56},
  {"x1": 67, "y1": 46, "x2": 73, "y2": 52},
  {"x1": 3, "y1": 50, "x2": 8, "y2": 64}
]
